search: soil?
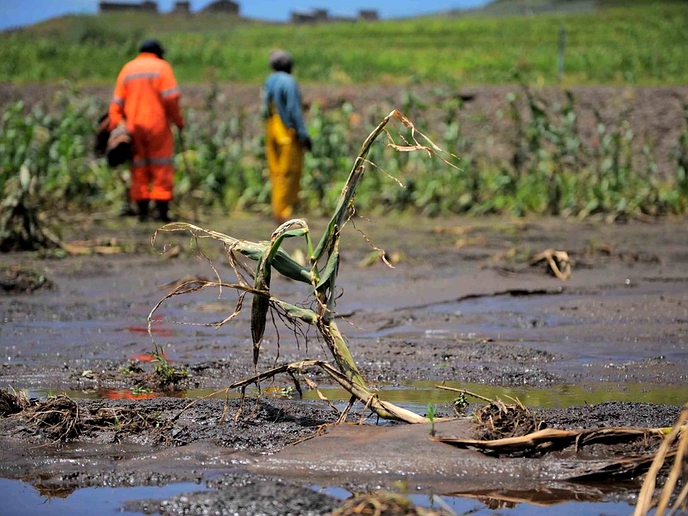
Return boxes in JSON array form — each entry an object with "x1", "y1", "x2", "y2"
[
  {"x1": 1, "y1": 82, "x2": 688, "y2": 515},
  {"x1": 1, "y1": 210, "x2": 687, "y2": 515}
]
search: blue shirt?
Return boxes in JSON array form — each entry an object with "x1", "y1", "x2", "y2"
[{"x1": 262, "y1": 71, "x2": 309, "y2": 142}]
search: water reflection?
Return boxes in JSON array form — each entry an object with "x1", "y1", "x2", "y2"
[
  {"x1": 0, "y1": 478, "x2": 205, "y2": 516},
  {"x1": 33, "y1": 380, "x2": 688, "y2": 412}
]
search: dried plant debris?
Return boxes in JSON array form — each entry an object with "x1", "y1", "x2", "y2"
[
  {"x1": 22, "y1": 395, "x2": 81, "y2": 441},
  {"x1": 0, "y1": 265, "x2": 53, "y2": 293},
  {"x1": 86, "y1": 406, "x2": 161, "y2": 434},
  {"x1": 436, "y1": 421, "x2": 667, "y2": 463},
  {"x1": 529, "y1": 248, "x2": 571, "y2": 280},
  {"x1": 634, "y1": 404, "x2": 688, "y2": 516},
  {"x1": 4, "y1": 390, "x2": 163, "y2": 442},
  {"x1": 331, "y1": 491, "x2": 455, "y2": 516},
  {"x1": 473, "y1": 397, "x2": 542, "y2": 441},
  {"x1": 0, "y1": 389, "x2": 30, "y2": 417},
  {"x1": 487, "y1": 247, "x2": 571, "y2": 280}
]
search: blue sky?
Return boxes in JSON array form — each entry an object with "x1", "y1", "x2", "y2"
[{"x1": 1, "y1": 0, "x2": 492, "y2": 31}]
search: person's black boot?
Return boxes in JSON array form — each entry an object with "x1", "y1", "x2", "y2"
[
  {"x1": 153, "y1": 201, "x2": 171, "y2": 223},
  {"x1": 137, "y1": 200, "x2": 149, "y2": 222}
]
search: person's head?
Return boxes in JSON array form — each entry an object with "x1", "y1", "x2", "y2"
[
  {"x1": 140, "y1": 39, "x2": 165, "y2": 59},
  {"x1": 269, "y1": 49, "x2": 293, "y2": 74}
]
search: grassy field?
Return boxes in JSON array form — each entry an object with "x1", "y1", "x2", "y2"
[{"x1": 1, "y1": 0, "x2": 686, "y2": 85}]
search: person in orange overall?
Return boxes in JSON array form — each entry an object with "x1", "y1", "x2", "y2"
[
  {"x1": 109, "y1": 40, "x2": 184, "y2": 222},
  {"x1": 262, "y1": 50, "x2": 312, "y2": 223}
]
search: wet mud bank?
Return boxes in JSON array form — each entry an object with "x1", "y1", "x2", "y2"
[{"x1": 1, "y1": 214, "x2": 687, "y2": 514}]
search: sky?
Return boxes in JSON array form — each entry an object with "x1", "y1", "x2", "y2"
[{"x1": 1, "y1": 0, "x2": 492, "y2": 31}]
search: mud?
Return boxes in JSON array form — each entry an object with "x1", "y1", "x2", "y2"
[{"x1": 1, "y1": 213, "x2": 688, "y2": 515}]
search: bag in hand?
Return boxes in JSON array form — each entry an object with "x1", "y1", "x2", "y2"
[
  {"x1": 106, "y1": 121, "x2": 132, "y2": 167},
  {"x1": 94, "y1": 113, "x2": 110, "y2": 157}
]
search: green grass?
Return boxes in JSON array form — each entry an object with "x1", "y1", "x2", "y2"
[{"x1": 1, "y1": 1, "x2": 687, "y2": 85}]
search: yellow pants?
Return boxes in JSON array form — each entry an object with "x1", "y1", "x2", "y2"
[{"x1": 266, "y1": 112, "x2": 304, "y2": 222}]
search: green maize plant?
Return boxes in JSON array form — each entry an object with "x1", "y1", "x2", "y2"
[
  {"x1": 2, "y1": 83, "x2": 688, "y2": 226},
  {"x1": 149, "y1": 110, "x2": 458, "y2": 424}
]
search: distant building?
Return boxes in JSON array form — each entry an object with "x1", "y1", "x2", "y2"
[
  {"x1": 358, "y1": 10, "x2": 379, "y2": 21},
  {"x1": 172, "y1": 1, "x2": 191, "y2": 15},
  {"x1": 290, "y1": 7, "x2": 379, "y2": 24},
  {"x1": 99, "y1": 1, "x2": 158, "y2": 13},
  {"x1": 312, "y1": 9, "x2": 329, "y2": 22},
  {"x1": 290, "y1": 11, "x2": 316, "y2": 24},
  {"x1": 201, "y1": 0, "x2": 240, "y2": 15}
]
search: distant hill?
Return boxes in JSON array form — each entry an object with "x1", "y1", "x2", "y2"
[
  {"x1": 451, "y1": 0, "x2": 597, "y2": 17},
  {"x1": 450, "y1": 0, "x2": 683, "y2": 17}
]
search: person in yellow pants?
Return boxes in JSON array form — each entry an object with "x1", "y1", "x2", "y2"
[{"x1": 262, "y1": 50, "x2": 312, "y2": 223}]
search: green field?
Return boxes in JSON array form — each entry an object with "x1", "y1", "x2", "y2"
[{"x1": 1, "y1": 0, "x2": 687, "y2": 85}]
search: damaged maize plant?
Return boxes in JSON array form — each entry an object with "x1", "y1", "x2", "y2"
[{"x1": 150, "y1": 110, "x2": 453, "y2": 424}]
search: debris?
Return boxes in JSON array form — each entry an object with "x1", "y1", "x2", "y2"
[
  {"x1": 0, "y1": 388, "x2": 30, "y2": 417},
  {"x1": 454, "y1": 236, "x2": 486, "y2": 249},
  {"x1": 60, "y1": 238, "x2": 123, "y2": 256},
  {"x1": 473, "y1": 397, "x2": 541, "y2": 441},
  {"x1": 434, "y1": 424, "x2": 665, "y2": 460},
  {"x1": 0, "y1": 265, "x2": 53, "y2": 293},
  {"x1": 433, "y1": 225, "x2": 474, "y2": 236},
  {"x1": 530, "y1": 248, "x2": 571, "y2": 280},
  {"x1": 359, "y1": 250, "x2": 404, "y2": 267},
  {"x1": 331, "y1": 490, "x2": 455, "y2": 516},
  {"x1": 634, "y1": 404, "x2": 688, "y2": 516},
  {"x1": 22, "y1": 395, "x2": 81, "y2": 441}
]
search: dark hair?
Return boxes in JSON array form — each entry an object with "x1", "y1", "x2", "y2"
[
  {"x1": 140, "y1": 40, "x2": 165, "y2": 58},
  {"x1": 269, "y1": 49, "x2": 293, "y2": 73}
]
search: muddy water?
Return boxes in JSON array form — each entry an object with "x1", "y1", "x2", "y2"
[{"x1": 1, "y1": 214, "x2": 688, "y2": 515}]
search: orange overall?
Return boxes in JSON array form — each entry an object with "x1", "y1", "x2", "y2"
[{"x1": 109, "y1": 53, "x2": 184, "y2": 203}]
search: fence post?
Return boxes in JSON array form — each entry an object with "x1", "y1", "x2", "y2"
[{"x1": 558, "y1": 23, "x2": 566, "y2": 83}]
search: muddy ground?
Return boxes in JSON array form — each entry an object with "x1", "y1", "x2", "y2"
[{"x1": 1, "y1": 211, "x2": 687, "y2": 515}]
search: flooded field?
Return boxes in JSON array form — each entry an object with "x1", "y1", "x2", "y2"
[{"x1": 1, "y1": 213, "x2": 687, "y2": 515}]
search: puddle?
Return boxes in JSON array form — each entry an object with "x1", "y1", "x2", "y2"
[
  {"x1": 408, "y1": 495, "x2": 639, "y2": 516},
  {"x1": 313, "y1": 485, "x2": 641, "y2": 516},
  {"x1": 0, "y1": 478, "x2": 205, "y2": 516},
  {"x1": 31, "y1": 380, "x2": 688, "y2": 415},
  {"x1": 0, "y1": 476, "x2": 641, "y2": 516}
]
